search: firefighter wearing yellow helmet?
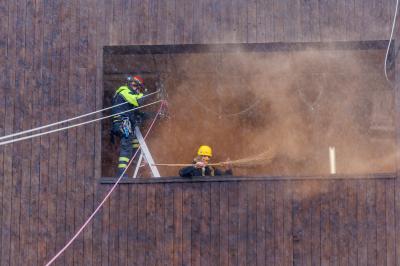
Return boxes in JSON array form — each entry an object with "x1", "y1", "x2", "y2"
[
  {"x1": 197, "y1": 145, "x2": 212, "y2": 157},
  {"x1": 179, "y1": 145, "x2": 233, "y2": 177}
]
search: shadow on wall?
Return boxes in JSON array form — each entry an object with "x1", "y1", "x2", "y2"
[{"x1": 103, "y1": 48, "x2": 396, "y2": 177}]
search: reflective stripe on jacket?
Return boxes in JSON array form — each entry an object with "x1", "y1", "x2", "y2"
[
  {"x1": 114, "y1": 86, "x2": 144, "y2": 107},
  {"x1": 111, "y1": 86, "x2": 144, "y2": 119}
]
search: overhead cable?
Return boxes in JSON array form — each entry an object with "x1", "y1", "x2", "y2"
[
  {"x1": 0, "y1": 90, "x2": 159, "y2": 141},
  {"x1": 384, "y1": 0, "x2": 399, "y2": 83},
  {"x1": 0, "y1": 100, "x2": 163, "y2": 146},
  {"x1": 45, "y1": 101, "x2": 164, "y2": 266}
]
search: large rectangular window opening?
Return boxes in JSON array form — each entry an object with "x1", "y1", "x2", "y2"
[{"x1": 102, "y1": 41, "x2": 395, "y2": 178}]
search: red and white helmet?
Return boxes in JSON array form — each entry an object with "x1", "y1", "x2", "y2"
[
  {"x1": 127, "y1": 75, "x2": 145, "y2": 91},
  {"x1": 132, "y1": 75, "x2": 144, "y2": 85},
  {"x1": 127, "y1": 75, "x2": 144, "y2": 85}
]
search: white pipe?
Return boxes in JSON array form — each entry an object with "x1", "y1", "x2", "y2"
[{"x1": 329, "y1": 146, "x2": 336, "y2": 174}]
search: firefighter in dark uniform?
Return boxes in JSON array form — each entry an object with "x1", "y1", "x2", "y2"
[
  {"x1": 179, "y1": 145, "x2": 233, "y2": 177},
  {"x1": 111, "y1": 75, "x2": 146, "y2": 177}
]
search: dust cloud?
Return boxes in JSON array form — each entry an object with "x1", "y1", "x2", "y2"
[{"x1": 146, "y1": 48, "x2": 395, "y2": 177}]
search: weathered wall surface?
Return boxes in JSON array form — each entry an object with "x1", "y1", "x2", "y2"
[
  {"x1": 100, "y1": 176, "x2": 398, "y2": 266},
  {"x1": 0, "y1": 0, "x2": 398, "y2": 265}
]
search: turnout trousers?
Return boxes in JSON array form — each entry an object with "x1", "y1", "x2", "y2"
[{"x1": 112, "y1": 120, "x2": 140, "y2": 177}]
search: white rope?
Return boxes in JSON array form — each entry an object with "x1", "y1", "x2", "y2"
[
  {"x1": 45, "y1": 102, "x2": 164, "y2": 266},
  {"x1": 0, "y1": 100, "x2": 162, "y2": 146},
  {"x1": 0, "y1": 90, "x2": 160, "y2": 141},
  {"x1": 385, "y1": 0, "x2": 399, "y2": 83}
]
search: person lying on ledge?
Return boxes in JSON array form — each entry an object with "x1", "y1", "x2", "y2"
[{"x1": 179, "y1": 145, "x2": 233, "y2": 177}]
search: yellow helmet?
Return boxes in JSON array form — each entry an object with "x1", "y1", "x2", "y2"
[{"x1": 197, "y1": 145, "x2": 212, "y2": 157}]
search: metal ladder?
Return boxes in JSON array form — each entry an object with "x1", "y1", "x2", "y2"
[{"x1": 132, "y1": 126, "x2": 160, "y2": 178}]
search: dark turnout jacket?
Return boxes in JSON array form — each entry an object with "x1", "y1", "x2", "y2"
[
  {"x1": 111, "y1": 85, "x2": 145, "y2": 122},
  {"x1": 179, "y1": 163, "x2": 233, "y2": 178}
]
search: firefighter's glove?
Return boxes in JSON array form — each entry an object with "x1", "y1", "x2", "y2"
[
  {"x1": 134, "y1": 112, "x2": 149, "y2": 125},
  {"x1": 134, "y1": 115, "x2": 143, "y2": 126},
  {"x1": 194, "y1": 161, "x2": 206, "y2": 168}
]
